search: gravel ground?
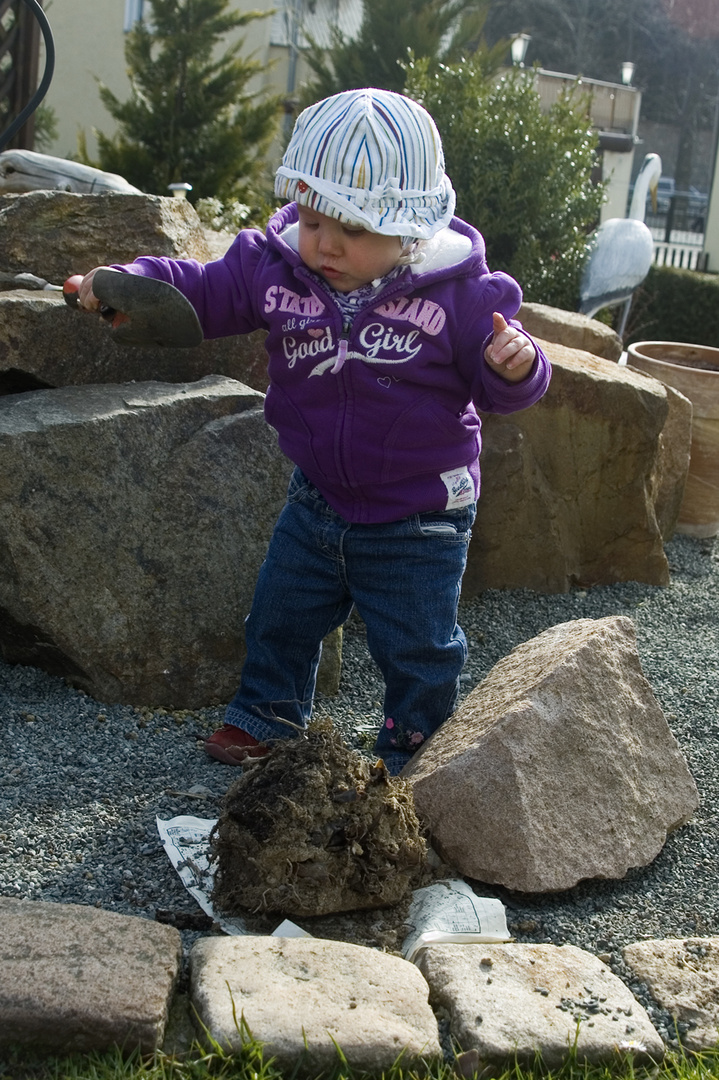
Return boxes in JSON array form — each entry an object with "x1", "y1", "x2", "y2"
[{"x1": 1, "y1": 531, "x2": 718, "y2": 1045}]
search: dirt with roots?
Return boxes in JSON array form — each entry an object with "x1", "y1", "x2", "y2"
[{"x1": 210, "y1": 722, "x2": 431, "y2": 921}]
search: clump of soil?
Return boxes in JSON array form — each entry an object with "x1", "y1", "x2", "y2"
[{"x1": 210, "y1": 722, "x2": 428, "y2": 917}]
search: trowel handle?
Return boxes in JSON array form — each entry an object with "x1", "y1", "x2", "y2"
[
  {"x1": 62, "y1": 273, "x2": 121, "y2": 324},
  {"x1": 62, "y1": 275, "x2": 84, "y2": 309}
]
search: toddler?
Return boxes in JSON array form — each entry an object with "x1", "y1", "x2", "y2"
[{"x1": 79, "y1": 88, "x2": 551, "y2": 775}]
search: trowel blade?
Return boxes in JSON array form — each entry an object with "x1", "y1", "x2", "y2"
[{"x1": 92, "y1": 268, "x2": 204, "y2": 349}]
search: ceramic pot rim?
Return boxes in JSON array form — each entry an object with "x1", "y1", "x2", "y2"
[{"x1": 628, "y1": 340, "x2": 719, "y2": 377}]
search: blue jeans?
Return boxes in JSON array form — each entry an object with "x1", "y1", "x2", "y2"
[{"x1": 225, "y1": 468, "x2": 475, "y2": 774}]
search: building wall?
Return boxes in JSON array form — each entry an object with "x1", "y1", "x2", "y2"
[
  {"x1": 42, "y1": 0, "x2": 286, "y2": 161},
  {"x1": 534, "y1": 69, "x2": 642, "y2": 225},
  {"x1": 40, "y1": 0, "x2": 360, "y2": 166},
  {"x1": 42, "y1": 1, "x2": 131, "y2": 159}
]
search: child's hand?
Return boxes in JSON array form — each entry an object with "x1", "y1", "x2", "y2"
[
  {"x1": 76, "y1": 266, "x2": 113, "y2": 311},
  {"x1": 484, "y1": 312, "x2": 536, "y2": 382}
]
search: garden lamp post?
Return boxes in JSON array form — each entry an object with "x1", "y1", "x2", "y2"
[
  {"x1": 621, "y1": 61, "x2": 635, "y2": 86},
  {"x1": 510, "y1": 33, "x2": 531, "y2": 67}
]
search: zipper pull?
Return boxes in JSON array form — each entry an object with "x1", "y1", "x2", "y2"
[{"x1": 331, "y1": 337, "x2": 348, "y2": 374}]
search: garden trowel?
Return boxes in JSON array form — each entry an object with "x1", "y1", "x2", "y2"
[{"x1": 62, "y1": 268, "x2": 204, "y2": 348}]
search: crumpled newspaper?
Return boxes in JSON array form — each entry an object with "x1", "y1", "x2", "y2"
[
  {"x1": 156, "y1": 815, "x2": 309, "y2": 938},
  {"x1": 402, "y1": 878, "x2": 511, "y2": 962}
]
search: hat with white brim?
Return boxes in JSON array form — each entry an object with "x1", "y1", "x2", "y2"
[{"x1": 275, "y1": 88, "x2": 456, "y2": 239}]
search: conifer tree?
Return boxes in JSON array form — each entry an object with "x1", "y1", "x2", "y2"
[
  {"x1": 88, "y1": 0, "x2": 280, "y2": 203},
  {"x1": 299, "y1": 0, "x2": 505, "y2": 105}
]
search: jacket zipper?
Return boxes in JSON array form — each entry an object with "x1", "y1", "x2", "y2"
[{"x1": 294, "y1": 269, "x2": 417, "y2": 494}]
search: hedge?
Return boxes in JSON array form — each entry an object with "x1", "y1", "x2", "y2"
[{"x1": 625, "y1": 264, "x2": 719, "y2": 348}]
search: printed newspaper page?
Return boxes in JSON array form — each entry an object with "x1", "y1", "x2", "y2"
[
  {"x1": 157, "y1": 815, "x2": 310, "y2": 938},
  {"x1": 157, "y1": 815, "x2": 248, "y2": 935},
  {"x1": 402, "y1": 878, "x2": 511, "y2": 963}
]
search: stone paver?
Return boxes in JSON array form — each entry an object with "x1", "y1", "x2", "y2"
[
  {"x1": 417, "y1": 942, "x2": 664, "y2": 1068},
  {"x1": 0, "y1": 897, "x2": 181, "y2": 1053},
  {"x1": 623, "y1": 937, "x2": 719, "y2": 1051},
  {"x1": 189, "y1": 935, "x2": 442, "y2": 1071}
]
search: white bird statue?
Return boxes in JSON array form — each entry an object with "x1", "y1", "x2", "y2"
[{"x1": 579, "y1": 152, "x2": 662, "y2": 338}]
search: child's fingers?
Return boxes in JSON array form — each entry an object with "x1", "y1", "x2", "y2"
[
  {"x1": 492, "y1": 311, "x2": 508, "y2": 335},
  {"x1": 487, "y1": 313, "x2": 523, "y2": 362},
  {"x1": 485, "y1": 312, "x2": 535, "y2": 373},
  {"x1": 487, "y1": 312, "x2": 517, "y2": 356},
  {"x1": 77, "y1": 266, "x2": 110, "y2": 311},
  {"x1": 503, "y1": 338, "x2": 536, "y2": 370}
]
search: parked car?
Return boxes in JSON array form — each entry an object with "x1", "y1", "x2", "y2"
[{"x1": 655, "y1": 177, "x2": 675, "y2": 213}]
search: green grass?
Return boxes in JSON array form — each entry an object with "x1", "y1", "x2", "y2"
[{"x1": 3, "y1": 1041, "x2": 719, "y2": 1080}]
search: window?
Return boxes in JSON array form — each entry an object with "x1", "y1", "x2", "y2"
[{"x1": 124, "y1": 0, "x2": 144, "y2": 32}]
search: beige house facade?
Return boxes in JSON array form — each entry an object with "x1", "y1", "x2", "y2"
[{"x1": 41, "y1": 0, "x2": 361, "y2": 164}]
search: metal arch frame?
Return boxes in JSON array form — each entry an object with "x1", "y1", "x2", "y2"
[{"x1": 0, "y1": 0, "x2": 55, "y2": 152}]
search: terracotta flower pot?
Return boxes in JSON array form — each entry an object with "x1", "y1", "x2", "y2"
[{"x1": 627, "y1": 340, "x2": 719, "y2": 538}]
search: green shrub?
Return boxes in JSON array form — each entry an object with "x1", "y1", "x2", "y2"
[
  {"x1": 404, "y1": 58, "x2": 604, "y2": 311},
  {"x1": 195, "y1": 195, "x2": 279, "y2": 233},
  {"x1": 298, "y1": 0, "x2": 505, "y2": 105},
  {"x1": 627, "y1": 264, "x2": 719, "y2": 348}
]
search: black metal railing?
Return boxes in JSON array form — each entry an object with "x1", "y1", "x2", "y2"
[{"x1": 645, "y1": 190, "x2": 708, "y2": 240}]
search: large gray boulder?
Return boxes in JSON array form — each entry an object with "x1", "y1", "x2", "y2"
[
  {"x1": 0, "y1": 190, "x2": 213, "y2": 282},
  {"x1": 404, "y1": 616, "x2": 698, "y2": 892},
  {"x1": 0, "y1": 290, "x2": 269, "y2": 395},
  {"x1": 466, "y1": 341, "x2": 692, "y2": 593},
  {"x1": 519, "y1": 302, "x2": 623, "y2": 361},
  {"x1": 0, "y1": 376, "x2": 292, "y2": 707}
]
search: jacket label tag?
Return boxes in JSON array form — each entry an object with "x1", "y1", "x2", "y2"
[{"x1": 440, "y1": 466, "x2": 474, "y2": 509}]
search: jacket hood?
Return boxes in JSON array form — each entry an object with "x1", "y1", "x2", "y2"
[{"x1": 265, "y1": 202, "x2": 488, "y2": 289}]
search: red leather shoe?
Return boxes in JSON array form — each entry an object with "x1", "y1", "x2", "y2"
[{"x1": 204, "y1": 725, "x2": 269, "y2": 765}]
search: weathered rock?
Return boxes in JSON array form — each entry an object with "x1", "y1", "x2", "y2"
[
  {"x1": 404, "y1": 616, "x2": 698, "y2": 892},
  {"x1": 0, "y1": 897, "x2": 181, "y2": 1054},
  {"x1": 0, "y1": 376, "x2": 292, "y2": 707},
  {"x1": 418, "y1": 942, "x2": 664, "y2": 1067},
  {"x1": 189, "y1": 936, "x2": 442, "y2": 1071},
  {"x1": 0, "y1": 290, "x2": 270, "y2": 396},
  {"x1": 650, "y1": 381, "x2": 694, "y2": 540},
  {"x1": 465, "y1": 341, "x2": 690, "y2": 593},
  {"x1": 519, "y1": 302, "x2": 623, "y2": 361},
  {"x1": 623, "y1": 938, "x2": 719, "y2": 1051},
  {"x1": 0, "y1": 190, "x2": 212, "y2": 283},
  {"x1": 0, "y1": 282, "x2": 687, "y2": 602}
]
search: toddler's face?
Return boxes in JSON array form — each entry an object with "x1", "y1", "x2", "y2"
[{"x1": 296, "y1": 205, "x2": 402, "y2": 292}]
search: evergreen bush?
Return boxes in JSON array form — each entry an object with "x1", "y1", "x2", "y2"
[
  {"x1": 627, "y1": 265, "x2": 719, "y2": 348},
  {"x1": 404, "y1": 58, "x2": 604, "y2": 310},
  {"x1": 298, "y1": 0, "x2": 505, "y2": 106}
]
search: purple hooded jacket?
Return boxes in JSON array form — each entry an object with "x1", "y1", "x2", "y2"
[{"x1": 115, "y1": 203, "x2": 551, "y2": 523}]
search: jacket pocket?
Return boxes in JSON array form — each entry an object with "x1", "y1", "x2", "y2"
[
  {"x1": 381, "y1": 394, "x2": 479, "y2": 484},
  {"x1": 264, "y1": 385, "x2": 322, "y2": 475}
]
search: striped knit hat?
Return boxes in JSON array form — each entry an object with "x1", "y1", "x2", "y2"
[{"x1": 275, "y1": 88, "x2": 456, "y2": 239}]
